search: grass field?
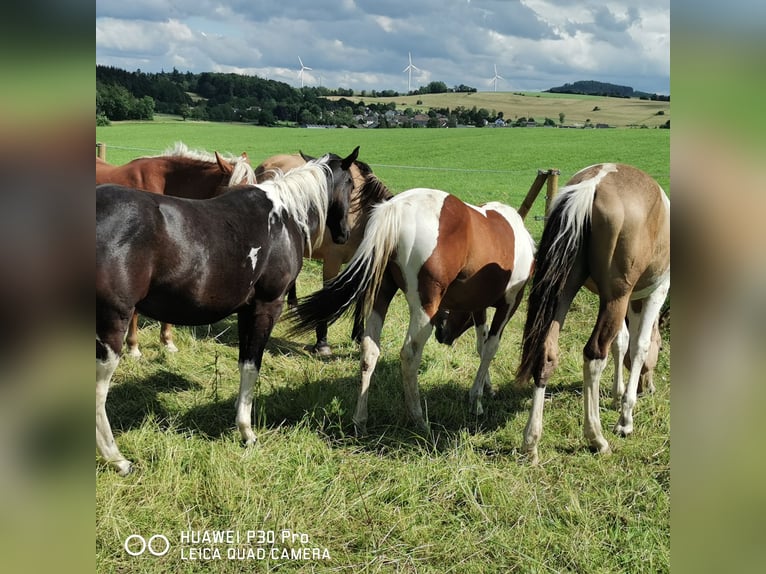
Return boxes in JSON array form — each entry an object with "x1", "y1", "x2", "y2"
[{"x1": 96, "y1": 122, "x2": 670, "y2": 573}]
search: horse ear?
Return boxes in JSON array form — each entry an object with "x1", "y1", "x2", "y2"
[
  {"x1": 215, "y1": 151, "x2": 233, "y2": 174},
  {"x1": 341, "y1": 146, "x2": 360, "y2": 170},
  {"x1": 240, "y1": 152, "x2": 248, "y2": 163},
  {"x1": 299, "y1": 150, "x2": 315, "y2": 162}
]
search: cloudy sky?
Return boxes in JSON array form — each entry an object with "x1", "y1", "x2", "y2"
[{"x1": 96, "y1": 0, "x2": 669, "y2": 95}]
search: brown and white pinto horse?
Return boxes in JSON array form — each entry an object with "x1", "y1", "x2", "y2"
[
  {"x1": 516, "y1": 163, "x2": 670, "y2": 463},
  {"x1": 96, "y1": 142, "x2": 256, "y2": 357},
  {"x1": 288, "y1": 188, "x2": 535, "y2": 434},
  {"x1": 255, "y1": 153, "x2": 392, "y2": 356}
]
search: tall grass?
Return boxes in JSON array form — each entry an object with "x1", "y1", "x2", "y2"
[{"x1": 96, "y1": 123, "x2": 669, "y2": 573}]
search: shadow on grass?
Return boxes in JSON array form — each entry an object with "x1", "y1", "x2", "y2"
[{"x1": 106, "y1": 370, "x2": 201, "y2": 433}]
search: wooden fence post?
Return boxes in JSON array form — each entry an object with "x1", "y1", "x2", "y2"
[
  {"x1": 96, "y1": 142, "x2": 106, "y2": 160},
  {"x1": 544, "y1": 168, "x2": 560, "y2": 215},
  {"x1": 517, "y1": 169, "x2": 549, "y2": 221}
]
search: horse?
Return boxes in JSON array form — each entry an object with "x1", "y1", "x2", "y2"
[
  {"x1": 96, "y1": 147, "x2": 359, "y2": 475},
  {"x1": 515, "y1": 163, "x2": 670, "y2": 464},
  {"x1": 287, "y1": 188, "x2": 535, "y2": 435},
  {"x1": 96, "y1": 142, "x2": 257, "y2": 357},
  {"x1": 255, "y1": 153, "x2": 393, "y2": 356}
]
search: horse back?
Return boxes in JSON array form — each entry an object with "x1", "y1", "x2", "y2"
[{"x1": 419, "y1": 194, "x2": 526, "y2": 311}]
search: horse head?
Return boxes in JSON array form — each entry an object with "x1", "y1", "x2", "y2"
[
  {"x1": 322, "y1": 146, "x2": 359, "y2": 245},
  {"x1": 433, "y1": 309, "x2": 474, "y2": 346}
]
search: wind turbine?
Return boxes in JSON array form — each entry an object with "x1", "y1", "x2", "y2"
[
  {"x1": 490, "y1": 64, "x2": 504, "y2": 92},
  {"x1": 403, "y1": 52, "x2": 420, "y2": 93},
  {"x1": 297, "y1": 57, "x2": 312, "y2": 87}
]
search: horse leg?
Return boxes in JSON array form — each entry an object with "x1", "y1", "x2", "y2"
[
  {"x1": 312, "y1": 257, "x2": 343, "y2": 357},
  {"x1": 125, "y1": 312, "x2": 142, "y2": 358},
  {"x1": 583, "y1": 298, "x2": 631, "y2": 454},
  {"x1": 469, "y1": 309, "x2": 491, "y2": 408},
  {"x1": 614, "y1": 277, "x2": 670, "y2": 437},
  {"x1": 523, "y1": 267, "x2": 586, "y2": 464},
  {"x1": 351, "y1": 299, "x2": 365, "y2": 344},
  {"x1": 96, "y1": 311, "x2": 133, "y2": 476},
  {"x1": 610, "y1": 320, "x2": 629, "y2": 409},
  {"x1": 286, "y1": 282, "x2": 298, "y2": 308},
  {"x1": 354, "y1": 275, "x2": 397, "y2": 436},
  {"x1": 234, "y1": 299, "x2": 283, "y2": 446},
  {"x1": 160, "y1": 323, "x2": 178, "y2": 353},
  {"x1": 400, "y1": 294, "x2": 438, "y2": 434}
]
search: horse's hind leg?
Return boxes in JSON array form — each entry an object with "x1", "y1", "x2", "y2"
[
  {"x1": 400, "y1": 291, "x2": 439, "y2": 434},
  {"x1": 125, "y1": 312, "x2": 142, "y2": 358},
  {"x1": 354, "y1": 275, "x2": 397, "y2": 436},
  {"x1": 615, "y1": 276, "x2": 670, "y2": 437},
  {"x1": 611, "y1": 320, "x2": 629, "y2": 409},
  {"x1": 583, "y1": 298, "x2": 630, "y2": 454},
  {"x1": 96, "y1": 313, "x2": 133, "y2": 475},
  {"x1": 160, "y1": 323, "x2": 178, "y2": 353}
]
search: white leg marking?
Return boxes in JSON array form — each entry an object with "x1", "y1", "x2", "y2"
[
  {"x1": 399, "y1": 303, "x2": 432, "y2": 432},
  {"x1": 96, "y1": 345, "x2": 132, "y2": 475},
  {"x1": 355, "y1": 311, "x2": 384, "y2": 436},
  {"x1": 583, "y1": 357, "x2": 611, "y2": 454},
  {"x1": 523, "y1": 385, "x2": 547, "y2": 465},
  {"x1": 611, "y1": 321, "x2": 629, "y2": 408},
  {"x1": 469, "y1": 334, "x2": 501, "y2": 416},
  {"x1": 235, "y1": 360, "x2": 259, "y2": 445},
  {"x1": 615, "y1": 277, "x2": 670, "y2": 437}
]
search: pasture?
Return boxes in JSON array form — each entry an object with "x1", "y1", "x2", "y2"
[{"x1": 96, "y1": 122, "x2": 669, "y2": 573}]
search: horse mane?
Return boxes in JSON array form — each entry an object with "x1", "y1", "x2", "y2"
[
  {"x1": 351, "y1": 160, "x2": 394, "y2": 214},
  {"x1": 158, "y1": 141, "x2": 256, "y2": 185},
  {"x1": 255, "y1": 156, "x2": 333, "y2": 255}
]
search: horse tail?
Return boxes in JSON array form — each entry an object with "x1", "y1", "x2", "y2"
[
  {"x1": 516, "y1": 179, "x2": 596, "y2": 383},
  {"x1": 286, "y1": 199, "x2": 402, "y2": 336}
]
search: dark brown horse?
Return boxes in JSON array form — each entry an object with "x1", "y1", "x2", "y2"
[
  {"x1": 288, "y1": 188, "x2": 535, "y2": 434},
  {"x1": 516, "y1": 163, "x2": 670, "y2": 463},
  {"x1": 97, "y1": 148, "x2": 358, "y2": 475},
  {"x1": 255, "y1": 153, "x2": 392, "y2": 356},
  {"x1": 96, "y1": 142, "x2": 256, "y2": 357}
]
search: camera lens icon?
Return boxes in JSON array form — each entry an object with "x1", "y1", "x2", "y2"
[{"x1": 124, "y1": 534, "x2": 170, "y2": 556}]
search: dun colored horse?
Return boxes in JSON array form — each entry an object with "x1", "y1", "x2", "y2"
[
  {"x1": 255, "y1": 153, "x2": 392, "y2": 355},
  {"x1": 288, "y1": 188, "x2": 535, "y2": 434},
  {"x1": 516, "y1": 163, "x2": 670, "y2": 463},
  {"x1": 96, "y1": 142, "x2": 257, "y2": 357},
  {"x1": 97, "y1": 148, "x2": 358, "y2": 475}
]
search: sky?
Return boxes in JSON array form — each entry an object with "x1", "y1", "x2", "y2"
[{"x1": 96, "y1": 0, "x2": 670, "y2": 95}]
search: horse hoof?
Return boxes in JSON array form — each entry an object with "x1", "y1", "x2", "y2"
[
  {"x1": 353, "y1": 423, "x2": 368, "y2": 438},
  {"x1": 114, "y1": 460, "x2": 133, "y2": 476},
  {"x1": 312, "y1": 343, "x2": 333, "y2": 358},
  {"x1": 588, "y1": 441, "x2": 612, "y2": 455},
  {"x1": 164, "y1": 342, "x2": 179, "y2": 353},
  {"x1": 126, "y1": 348, "x2": 142, "y2": 359},
  {"x1": 614, "y1": 422, "x2": 633, "y2": 437}
]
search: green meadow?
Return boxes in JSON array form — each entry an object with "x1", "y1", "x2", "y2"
[{"x1": 96, "y1": 121, "x2": 669, "y2": 573}]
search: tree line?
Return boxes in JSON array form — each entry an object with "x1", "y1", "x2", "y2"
[{"x1": 96, "y1": 66, "x2": 487, "y2": 128}]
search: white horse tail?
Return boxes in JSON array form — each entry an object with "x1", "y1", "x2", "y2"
[
  {"x1": 286, "y1": 198, "x2": 403, "y2": 336},
  {"x1": 516, "y1": 174, "x2": 598, "y2": 383}
]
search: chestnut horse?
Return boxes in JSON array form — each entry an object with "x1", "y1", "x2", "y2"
[
  {"x1": 96, "y1": 142, "x2": 257, "y2": 357},
  {"x1": 255, "y1": 153, "x2": 392, "y2": 355},
  {"x1": 516, "y1": 163, "x2": 670, "y2": 463},
  {"x1": 287, "y1": 188, "x2": 535, "y2": 434},
  {"x1": 97, "y1": 149, "x2": 358, "y2": 475}
]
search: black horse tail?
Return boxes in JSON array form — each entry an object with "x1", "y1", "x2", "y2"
[
  {"x1": 286, "y1": 200, "x2": 403, "y2": 337},
  {"x1": 516, "y1": 182, "x2": 595, "y2": 384}
]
